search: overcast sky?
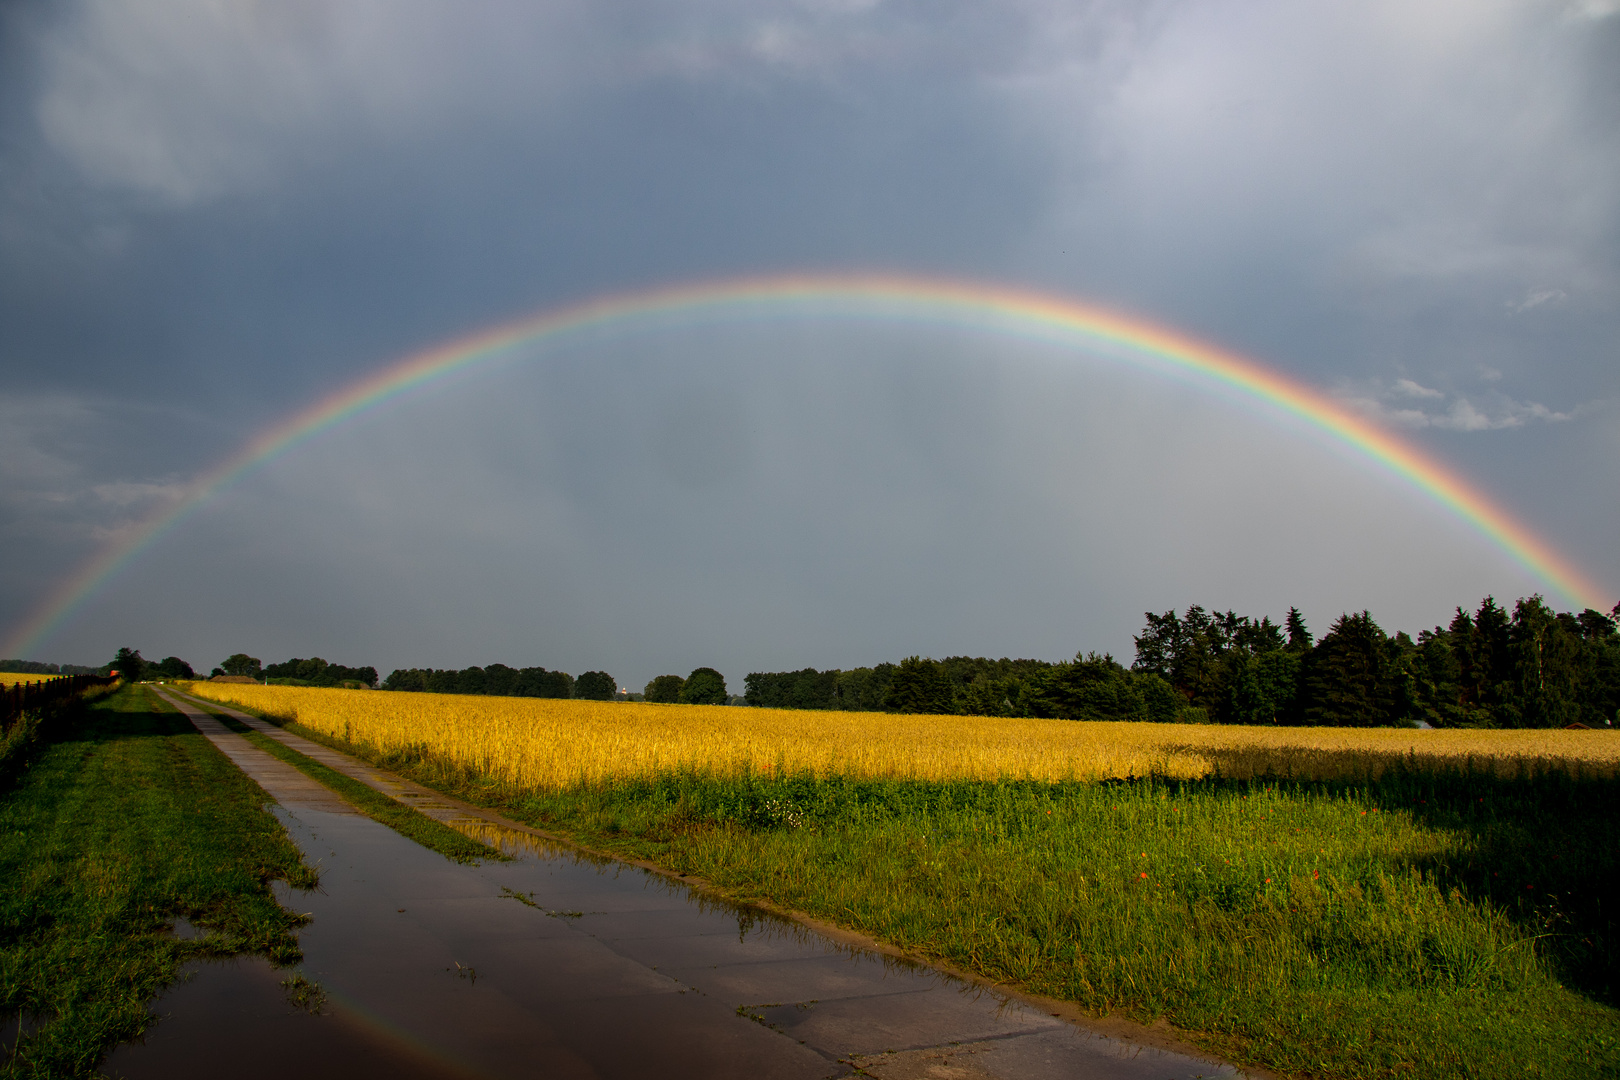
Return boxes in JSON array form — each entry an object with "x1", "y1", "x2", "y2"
[{"x1": 2, "y1": 0, "x2": 1616, "y2": 687}]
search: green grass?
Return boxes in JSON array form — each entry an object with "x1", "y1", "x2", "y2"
[
  {"x1": 291, "y1": 725, "x2": 1620, "y2": 1080},
  {"x1": 0, "y1": 685, "x2": 317, "y2": 1078},
  {"x1": 199, "y1": 709, "x2": 503, "y2": 865}
]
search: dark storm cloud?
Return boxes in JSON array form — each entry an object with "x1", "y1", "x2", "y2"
[{"x1": 1, "y1": 0, "x2": 1616, "y2": 676}]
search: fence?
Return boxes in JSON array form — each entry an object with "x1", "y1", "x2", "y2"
[{"x1": 1, "y1": 674, "x2": 119, "y2": 728}]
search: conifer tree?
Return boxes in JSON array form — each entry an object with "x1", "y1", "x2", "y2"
[
  {"x1": 1285, "y1": 607, "x2": 1312, "y2": 652},
  {"x1": 1304, "y1": 612, "x2": 1401, "y2": 726}
]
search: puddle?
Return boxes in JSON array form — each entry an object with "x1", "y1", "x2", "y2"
[
  {"x1": 2, "y1": 1009, "x2": 45, "y2": 1067},
  {"x1": 102, "y1": 958, "x2": 456, "y2": 1080},
  {"x1": 445, "y1": 815, "x2": 616, "y2": 863},
  {"x1": 111, "y1": 807, "x2": 847, "y2": 1080}
]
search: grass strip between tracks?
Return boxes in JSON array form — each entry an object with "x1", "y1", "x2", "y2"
[
  {"x1": 0, "y1": 685, "x2": 316, "y2": 1079},
  {"x1": 196, "y1": 706, "x2": 504, "y2": 866}
]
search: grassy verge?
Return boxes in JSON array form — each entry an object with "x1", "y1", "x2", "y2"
[
  {"x1": 178, "y1": 697, "x2": 504, "y2": 865},
  {"x1": 0, "y1": 685, "x2": 316, "y2": 1078},
  {"x1": 265, "y1": 719, "x2": 1619, "y2": 1080}
]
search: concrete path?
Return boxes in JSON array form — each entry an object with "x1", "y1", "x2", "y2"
[{"x1": 109, "y1": 688, "x2": 1248, "y2": 1080}]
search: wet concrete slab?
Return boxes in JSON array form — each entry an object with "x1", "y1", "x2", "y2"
[
  {"x1": 176, "y1": 708, "x2": 356, "y2": 815},
  {"x1": 122, "y1": 689, "x2": 1250, "y2": 1080}
]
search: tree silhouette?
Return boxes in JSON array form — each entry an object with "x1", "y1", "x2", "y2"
[
  {"x1": 679, "y1": 668, "x2": 727, "y2": 705},
  {"x1": 644, "y1": 674, "x2": 686, "y2": 703},
  {"x1": 574, "y1": 671, "x2": 617, "y2": 701}
]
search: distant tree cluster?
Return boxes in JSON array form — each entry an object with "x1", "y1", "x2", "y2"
[
  {"x1": 382, "y1": 664, "x2": 577, "y2": 698},
  {"x1": 216, "y1": 653, "x2": 262, "y2": 678},
  {"x1": 642, "y1": 668, "x2": 729, "y2": 705},
  {"x1": 744, "y1": 596, "x2": 1620, "y2": 728},
  {"x1": 573, "y1": 671, "x2": 617, "y2": 700},
  {"x1": 1, "y1": 659, "x2": 105, "y2": 676},
  {"x1": 107, "y1": 648, "x2": 195, "y2": 681},
  {"x1": 264, "y1": 657, "x2": 379, "y2": 688},
  {"x1": 744, "y1": 660, "x2": 1043, "y2": 714}
]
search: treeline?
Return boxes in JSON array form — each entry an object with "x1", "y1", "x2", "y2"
[
  {"x1": 111, "y1": 648, "x2": 196, "y2": 681},
  {"x1": 1, "y1": 659, "x2": 104, "y2": 676},
  {"x1": 208, "y1": 652, "x2": 376, "y2": 687},
  {"x1": 383, "y1": 665, "x2": 615, "y2": 700},
  {"x1": 264, "y1": 657, "x2": 379, "y2": 688},
  {"x1": 745, "y1": 595, "x2": 1620, "y2": 728},
  {"x1": 642, "y1": 668, "x2": 730, "y2": 705}
]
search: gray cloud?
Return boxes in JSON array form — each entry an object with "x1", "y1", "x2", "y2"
[{"x1": 2, "y1": 0, "x2": 1616, "y2": 673}]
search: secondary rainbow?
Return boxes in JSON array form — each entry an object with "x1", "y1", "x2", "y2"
[{"x1": 3, "y1": 273, "x2": 1606, "y2": 658}]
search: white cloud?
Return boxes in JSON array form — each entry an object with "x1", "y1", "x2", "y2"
[
  {"x1": 1508, "y1": 288, "x2": 1570, "y2": 313},
  {"x1": 1341, "y1": 379, "x2": 1580, "y2": 431},
  {"x1": 1393, "y1": 378, "x2": 1445, "y2": 399}
]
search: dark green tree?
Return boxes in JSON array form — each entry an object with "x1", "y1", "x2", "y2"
[
  {"x1": 1133, "y1": 606, "x2": 1284, "y2": 713},
  {"x1": 1576, "y1": 606, "x2": 1620, "y2": 727},
  {"x1": 456, "y1": 666, "x2": 488, "y2": 695},
  {"x1": 1511, "y1": 595, "x2": 1583, "y2": 728},
  {"x1": 884, "y1": 657, "x2": 953, "y2": 714},
  {"x1": 1303, "y1": 612, "x2": 1404, "y2": 727},
  {"x1": 483, "y1": 664, "x2": 518, "y2": 697},
  {"x1": 1038, "y1": 653, "x2": 1145, "y2": 721},
  {"x1": 644, "y1": 674, "x2": 686, "y2": 703},
  {"x1": 112, "y1": 647, "x2": 146, "y2": 682},
  {"x1": 1451, "y1": 597, "x2": 1516, "y2": 725},
  {"x1": 219, "y1": 653, "x2": 261, "y2": 678},
  {"x1": 680, "y1": 668, "x2": 728, "y2": 705},
  {"x1": 574, "y1": 671, "x2": 617, "y2": 701},
  {"x1": 1285, "y1": 607, "x2": 1312, "y2": 652},
  {"x1": 1409, "y1": 627, "x2": 1463, "y2": 727},
  {"x1": 154, "y1": 656, "x2": 195, "y2": 679},
  {"x1": 1223, "y1": 649, "x2": 1302, "y2": 725},
  {"x1": 835, "y1": 664, "x2": 895, "y2": 710}
]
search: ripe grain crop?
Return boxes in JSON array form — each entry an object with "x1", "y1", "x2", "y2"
[
  {"x1": 180, "y1": 683, "x2": 1619, "y2": 791},
  {"x1": 0, "y1": 672, "x2": 66, "y2": 688}
]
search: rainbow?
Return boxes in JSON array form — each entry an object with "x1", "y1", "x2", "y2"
[{"x1": 3, "y1": 273, "x2": 1607, "y2": 658}]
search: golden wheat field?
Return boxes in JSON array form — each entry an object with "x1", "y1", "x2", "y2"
[
  {"x1": 180, "y1": 682, "x2": 1620, "y2": 790},
  {"x1": 0, "y1": 672, "x2": 64, "y2": 688}
]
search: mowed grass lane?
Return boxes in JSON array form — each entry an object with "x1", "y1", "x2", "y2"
[{"x1": 0, "y1": 685, "x2": 316, "y2": 1078}]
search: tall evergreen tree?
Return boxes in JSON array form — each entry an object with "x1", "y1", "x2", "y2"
[
  {"x1": 1409, "y1": 627, "x2": 1463, "y2": 727},
  {"x1": 1285, "y1": 607, "x2": 1312, "y2": 652},
  {"x1": 1304, "y1": 612, "x2": 1402, "y2": 727}
]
